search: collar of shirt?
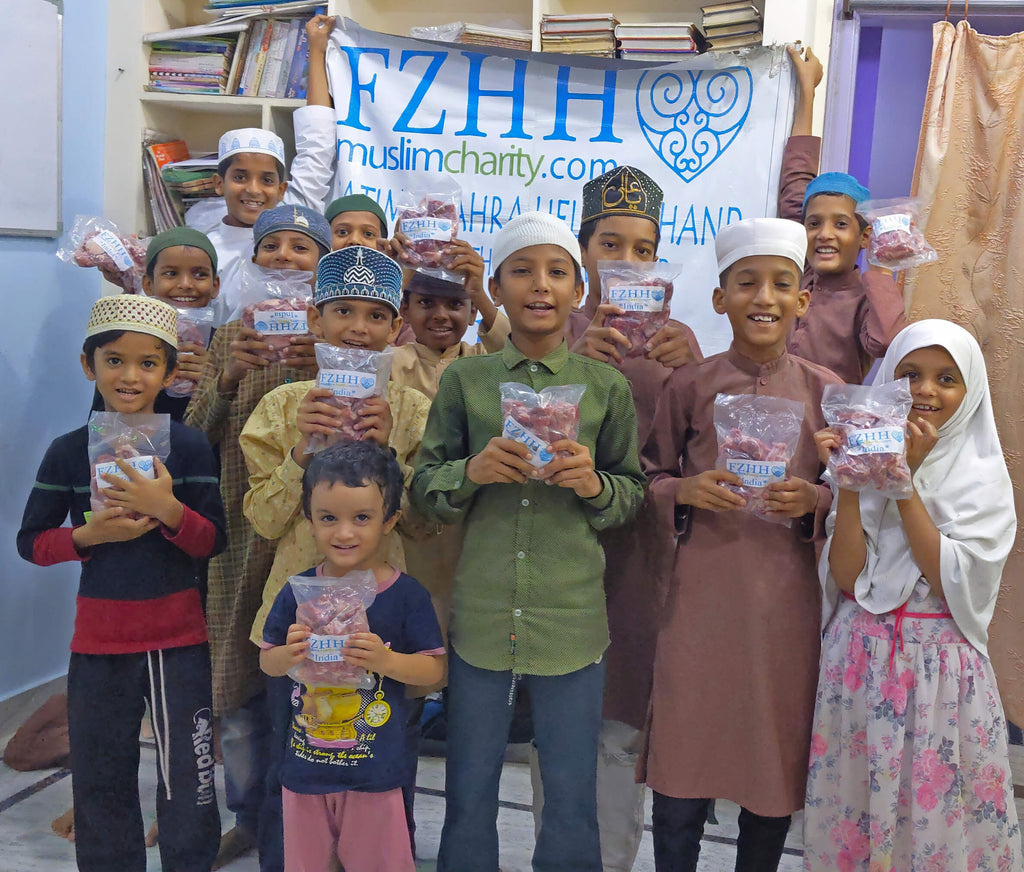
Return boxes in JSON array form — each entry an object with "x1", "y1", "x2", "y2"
[
  {"x1": 726, "y1": 344, "x2": 787, "y2": 380},
  {"x1": 409, "y1": 341, "x2": 464, "y2": 367},
  {"x1": 809, "y1": 266, "x2": 862, "y2": 296},
  {"x1": 501, "y1": 338, "x2": 570, "y2": 374}
]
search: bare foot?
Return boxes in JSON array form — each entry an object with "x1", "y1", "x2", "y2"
[
  {"x1": 145, "y1": 819, "x2": 159, "y2": 847},
  {"x1": 51, "y1": 807, "x2": 75, "y2": 843},
  {"x1": 211, "y1": 825, "x2": 256, "y2": 870}
]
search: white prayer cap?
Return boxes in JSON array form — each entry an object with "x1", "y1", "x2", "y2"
[
  {"x1": 217, "y1": 127, "x2": 286, "y2": 168},
  {"x1": 491, "y1": 212, "x2": 582, "y2": 274},
  {"x1": 715, "y1": 217, "x2": 807, "y2": 275}
]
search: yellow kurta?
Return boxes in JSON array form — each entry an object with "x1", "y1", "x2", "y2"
[{"x1": 240, "y1": 379, "x2": 431, "y2": 645}]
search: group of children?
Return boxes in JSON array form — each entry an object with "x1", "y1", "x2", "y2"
[{"x1": 17, "y1": 25, "x2": 1023, "y2": 872}]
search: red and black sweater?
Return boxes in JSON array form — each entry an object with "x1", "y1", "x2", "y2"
[{"x1": 17, "y1": 421, "x2": 227, "y2": 654}]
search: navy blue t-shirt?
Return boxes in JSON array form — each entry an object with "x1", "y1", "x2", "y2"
[{"x1": 263, "y1": 567, "x2": 443, "y2": 795}]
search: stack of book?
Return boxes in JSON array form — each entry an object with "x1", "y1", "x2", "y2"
[
  {"x1": 540, "y1": 13, "x2": 618, "y2": 57},
  {"x1": 143, "y1": 1, "x2": 325, "y2": 98},
  {"x1": 142, "y1": 136, "x2": 190, "y2": 232},
  {"x1": 461, "y1": 23, "x2": 532, "y2": 51},
  {"x1": 147, "y1": 37, "x2": 236, "y2": 95},
  {"x1": 701, "y1": 1, "x2": 763, "y2": 50},
  {"x1": 615, "y1": 22, "x2": 707, "y2": 61},
  {"x1": 160, "y1": 154, "x2": 221, "y2": 215}
]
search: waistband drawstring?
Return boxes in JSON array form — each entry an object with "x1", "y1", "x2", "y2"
[
  {"x1": 147, "y1": 650, "x2": 172, "y2": 801},
  {"x1": 842, "y1": 591, "x2": 953, "y2": 673}
]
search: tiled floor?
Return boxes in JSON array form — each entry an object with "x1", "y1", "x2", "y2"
[{"x1": 0, "y1": 743, "x2": 806, "y2": 871}]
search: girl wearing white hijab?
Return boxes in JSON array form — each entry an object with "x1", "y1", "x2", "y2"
[{"x1": 802, "y1": 320, "x2": 1021, "y2": 871}]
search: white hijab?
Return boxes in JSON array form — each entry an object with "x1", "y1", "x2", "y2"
[{"x1": 820, "y1": 319, "x2": 1016, "y2": 655}]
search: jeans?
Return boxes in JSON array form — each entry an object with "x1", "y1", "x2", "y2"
[
  {"x1": 651, "y1": 793, "x2": 791, "y2": 872},
  {"x1": 437, "y1": 648, "x2": 605, "y2": 872},
  {"x1": 259, "y1": 675, "x2": 293, "y2": 872},
  {"x1": 221, "y1": 690, "x2": 273, "y2": 835}
]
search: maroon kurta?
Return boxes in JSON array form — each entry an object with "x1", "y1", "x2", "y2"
[
  {"x1": 640, "y1": 346, "x2": 839, "y2": 816},
  {"x1": 778, "y1": 135, "x2": 908, "y2": 385},
  {"x1": 567, "y1": 306, "x2": 701, "y2": 728}
]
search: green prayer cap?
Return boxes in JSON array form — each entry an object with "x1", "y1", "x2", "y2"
[
  {"x1": 325, "y1": 195, "x2": 389, "y2": 237},
  {"x1": 145, "y1": 227, "x2": 218, "y2": 274}
]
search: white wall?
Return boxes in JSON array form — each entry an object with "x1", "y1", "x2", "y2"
[{"x1": 0, "y1": 3, "x2": 107, "y2": 701}]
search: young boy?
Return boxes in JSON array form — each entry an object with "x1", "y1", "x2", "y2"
[
  {"x1": 18, "y1": 295, "x2": 226, "y2": 872},
  {"x1": 184, "y1": 202, "x2": 329, "y2": 869},
  {"x1": 260, "y1": 440, "x2": 444, "y2": 872},
  {"x1": 411, "y1": 211, "x2": 646, "y2": 871},
  {"x1": 326, "y1": 193, "x2": 389, "y2": 251},
  {"x1": 641, "y1": 218, "x2": 841, "y2": 872},
  {"x1": 778, "y1": 46, "x2": 906, "y2": 384}
]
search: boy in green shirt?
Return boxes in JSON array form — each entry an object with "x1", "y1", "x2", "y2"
[{"x1": 412, "y1": 212, "x2": 645, "y2": 871}]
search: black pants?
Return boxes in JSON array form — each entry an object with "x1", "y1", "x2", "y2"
[
  {"x1": 260, "y1": 673, "x2": 294, "y2": 872},
  {"x1": 68, "y1": 644, "x2": 221, "y2": 872},
  {"x1": 652, "y1": 793, "x2": 791, "y2": 872}
]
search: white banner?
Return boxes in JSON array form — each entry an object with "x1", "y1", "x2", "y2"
[{"x1": 327, "y1": 21, "x2": 795, "y2": 354}]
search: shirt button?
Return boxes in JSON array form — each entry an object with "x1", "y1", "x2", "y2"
[
  {"x1": 513, "y1": 609, "x2": 522, "y2": 617},
  {"x1": 521, "y1": 498, "x2": 530, "y2": 507},
  {"x1": 529, "y1": 364, "x2": 538, "y2": 372},
  {"x1": 517, "y1": 551, "x2": 526, "y2": 559},
  {"x1": 759, "y1": 377, "x2": 768, "y2": 386}
]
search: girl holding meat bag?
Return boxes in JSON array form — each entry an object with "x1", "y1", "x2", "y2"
[{"x1": 804, "y1": 320, "x2": 1021, "y2": 870}]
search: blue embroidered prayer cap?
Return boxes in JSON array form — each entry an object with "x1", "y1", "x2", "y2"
[
  {"x1": 315, "y1": 245, "x2": 403, "y2": 314},
  {"x1": 802, "y1": 172, "x2": 870, "y2": 209},
  {"x1": 253, "y1": 205, "x2": 331, "y2": 256},
  {"x1": 217, "y1": 127, "x2": 286, "y2": 177}
]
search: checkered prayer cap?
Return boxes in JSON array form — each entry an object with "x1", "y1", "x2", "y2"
[
  {"x1": 86, "y1": 294, "x2": 178, "y2": 348},
  {"x1": 314, "y1": 246, "x2": 403, "y2": 314}
]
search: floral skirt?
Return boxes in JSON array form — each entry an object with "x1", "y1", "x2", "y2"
[{"x1": 803, "y1": 583, "x2": 1022, "y2": 872}]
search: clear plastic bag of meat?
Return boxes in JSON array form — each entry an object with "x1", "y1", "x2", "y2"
[
  {"x1": 394, "y1": 181, "x2": 461, "y2": 270},
  {"x1": 713, "y1": 393, "x2": 806, "y2": 526},
  {"x1": 597, "y1": 261, "x2": 681, "y2": 358},
  {"x1": 861, "y1": 198, "x2": 938, "y2": 272},
  {"x1": 821, "y1": 378, "x2": 913, "y2": 498},
  {"x1": 235, "y1": 263, "x2": 314, "y2": 363},
  {"x1": 287, "y1": 571, "x2": 379, "y2": 691},
  {"x1": 305, "y1": 344, "x2": 395, "y2": 454},
  {"x1": 165, "y1": 306, "x2": 216, "y2": 398},
  {"x1": 500, "y1": 382, "x2": 587, "y2": 469},
  {"x1": 87, "y1": 411, "x2": 172, "y2": 516},
  {"x1": 56, "y1": 215, "x2": 148, "y2": 293}
]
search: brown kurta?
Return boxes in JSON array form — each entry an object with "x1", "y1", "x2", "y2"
[
  {"x1": 566, "y1": 306, "x2": 702, "y2": 729},
  {"x1": 640, "y1": 346, "x2": 839, "y2": 816},
  {"x1": 778, "y1": 135, "x2": 908, "y2": 385},
  {"x1": 185, "y1": 320, "x2": 314, "y2": 715}
]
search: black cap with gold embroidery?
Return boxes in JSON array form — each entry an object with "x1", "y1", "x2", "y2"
[{"x1": 580, "y1": 165, "x2": 663, "y2": 228}]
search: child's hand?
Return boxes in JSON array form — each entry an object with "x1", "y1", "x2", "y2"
[
  {"x1": 343, "y1": 632, "x2": 392, "y2": 674},
  {"x1": 674, "y1": 470, "x2": 746, "y2": 511},
  {"x1": 355, "y1": 396, "x2": 393, "y2": 446},
  {"x1": 305, "y1": 14, "x2": 335, "y2": 57},
  {"x1": 787, "y1": 45, "x2": 823, "y2": 98},
  {"x1": 766, "y1": 477, "x2": 819, "y2": 519},
  {"x1": 905, "y1": 418, "x2": 939, "y2": 473},
  {"x1": 444, "y1": 240, "x2": 486, "y2": 297},
  {"x1": 646, "y1": 322, "x2": 698, "y2": 368},
  {"x1": 280, "y1": 334, "x2": 319, "y2": 371},
  {"x1": 813, "y1": 426, "x2": 842, "y2": 466},
  {"x1": 467, "y1": 437, "x2": 537, "y2": 485},
  {"x1": 72, "y1": 507, "x2": 160, "y2": 549},
  {"x1": 294, "y1": 387, "x2": 347, "y2": 457},
  {"x1": 100, "y1": 458, "x2": 183, "y2": 531},
  {"x1": 220, "y1": 326, "x2": 274, "y2": 393},
  {"x1": 388, "y1": 231, "x2": 412, "y2": 264},
  {"x1": 176, "y1": 342, "x2": 209, "y2": 384},
  {"x1": 260, "y1": 624, "x2": 312, "y2": 677},
  {"x1": 537, "y1": 440, "x2": 603, "y2": 498},
  {"x1": 571, "y1": 303, "x2": 631, "y2": 363}
]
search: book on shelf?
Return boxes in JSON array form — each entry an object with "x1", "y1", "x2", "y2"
[
  {"x1": 618, "y1": 36, "x2": 703, "y2": 52},
  {"x1": 143, "y1": 136, "x2": 190, "y2": 233},
  {"x1": 615, "y1": 22, "x2": 702, "y2": 38},
  {"x1": 541, "y1": 14, "x2": 617, "y2": 55},
  {"x1": 540, "y1": 13, "x2": 616, "y2": 34},
  {"x1": 161, "y1": 154, "x2": 221, "y2": 197},
  {"x1": 701, "y1": 0, "x2": 760, "y2": 14},
  {"x1": 206, "y1": 1, "x2": 324, "y2": 14},
  {"x1": 246, "y1": 18, "x2": 275, "y2": 96},
  {"x1": 701, "y1": 7, "x2": 762, "y2": 27},
  {"x1": 702, "y1": 20, "x2": 762, "y2": 38},
  {"x1": 706, "y1": 31, "x2": 763, "y2": 49},
  {"x1": 620, "y1": 49, "x2": 702, "y2": 61},
  {"x1": 143, "y1": 21, "x2": 248, "y2": 43},
  {"x1": 284, "y1": 20, "x2": 312, "y2": 98},
  {"x1": 146, "y1": 36, "x2": 235, "y2": 95}
]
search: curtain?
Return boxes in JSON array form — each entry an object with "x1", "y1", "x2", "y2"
[{"x1": 905, "y1": 19, "x2": 1024, "y2": 722}]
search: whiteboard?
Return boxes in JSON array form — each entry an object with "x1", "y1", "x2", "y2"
[{"x1": 0, "y1": 0, "x2": 61, "y2": 237}]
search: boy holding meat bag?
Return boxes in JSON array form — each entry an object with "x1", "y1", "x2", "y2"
[
  {"x1": 641, "y1": 218, "x2": 840, "y2": 872},
  {"x1": 411, "y1": 211, "x2": 645, "y2": 871}
]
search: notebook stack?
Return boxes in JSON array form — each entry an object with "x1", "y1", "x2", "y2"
[
  {"x1": 615, "y1": 22, "x2": 707, "y2": 61},
  {"x1": 160, "y1": 154, "x2": 222, "y2": 215},
  {"x1": 540, "y1": 13, "x2": 618, "y2": 58},
  {"x1": 701, "y1": 1, "x2": 763, "y2": 50},
  {"x1": 461, "y1": 23, "x2": 533, "y2": 51}
]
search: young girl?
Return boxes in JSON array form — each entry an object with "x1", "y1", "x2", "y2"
[{"x1": 804, "y1": 319, "x2": 1021, "y2": 870}]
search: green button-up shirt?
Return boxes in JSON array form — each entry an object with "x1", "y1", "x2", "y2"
[{"x1": 411, "y1": 340, "x2": 645, "y2": 676}]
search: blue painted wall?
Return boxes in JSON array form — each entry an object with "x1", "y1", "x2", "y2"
[{"x1": 0, "y1": 4, "x2": 107, "y2": 700}]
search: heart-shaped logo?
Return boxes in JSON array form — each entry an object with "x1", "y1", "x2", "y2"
[
  {"x1": 651, "y1": 289, "x2": 665, "y2": 302},
  {"x1": 635, "y1": 67, "x2": 753, "y2": 183},
  {"x1": 360, "y1": 376, "x2": 376, "y2": 391}
]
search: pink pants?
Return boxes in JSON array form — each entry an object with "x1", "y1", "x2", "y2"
[{"x1": 281, "y1": 786, "x2": 414, "y2": 872}]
